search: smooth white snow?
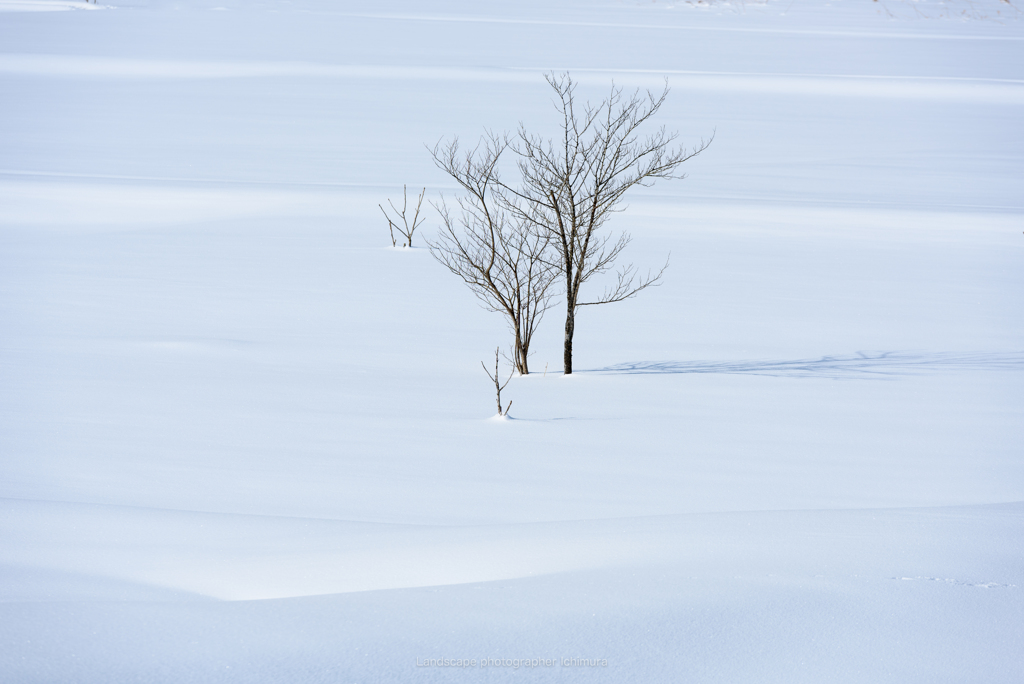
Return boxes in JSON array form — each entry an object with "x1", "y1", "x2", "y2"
[{"x1": 1, "y1": 0, "x2": 1022, "y2": 682}]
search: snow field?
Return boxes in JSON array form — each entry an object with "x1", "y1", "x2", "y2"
[{"x1": 1, "y1": 0, "x2": 1022, "y2": 681}]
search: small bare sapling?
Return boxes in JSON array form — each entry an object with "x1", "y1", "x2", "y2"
[
  {"x1": 379, "y1": 185, "x2": 426, "y2": 248},
  {"x1": 483, "y1": 347, "x2": 514, "y2": 417}
]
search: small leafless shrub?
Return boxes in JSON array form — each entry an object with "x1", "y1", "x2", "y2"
[
  {"x1": 482, "y1": 347, "x2": 514, "y2": 417},
  {"x1": 379, "y1": 185, "x2": 426, "y2": 248}
]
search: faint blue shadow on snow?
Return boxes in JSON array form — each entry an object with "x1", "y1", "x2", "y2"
[
  {"x1": 591, "y1": 351, "x2": 1024, "y2": 380},
  {"x1": 891, "y1": 576, "x2": 1016, "y2": 589},
  {"x1": 0, "y1": 564, "x2": 215, "y2": 603},
  {"x1": 497, "y1": 416, "x2": 587, "y2": 423}
]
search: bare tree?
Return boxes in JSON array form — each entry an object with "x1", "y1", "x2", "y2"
[
  {"x1": 428, "y1": 135, "x2": 558, "y2": 375},
  {"x1": 507, "y1": 73, "x2": 712, "y2": 374},
  {"x1": 482, "y1": 347, "x2": 513, "y2": 417},
  {"x1": 379, "y1": 185, "x2": 426, "y2": 248}
]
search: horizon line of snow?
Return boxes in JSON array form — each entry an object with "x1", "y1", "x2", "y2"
[
  {"x1": 333, "y1": 13, "x2": 1024, "y2": 41},
  {"x1": 2, "y1": 55, "x2": 1024, "y2": 103}
]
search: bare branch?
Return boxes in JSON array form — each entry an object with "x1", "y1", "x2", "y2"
[
  {"x1": 378, "y1": 203, "x2": 397, "y2": 247},
  {"x1": 578, "y1": 255, "x2": 670, "y2": 306}
]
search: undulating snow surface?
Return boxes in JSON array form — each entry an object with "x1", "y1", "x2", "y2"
[{"x1": 1, "y1": 0, "x2": 1022, "y2": 682}]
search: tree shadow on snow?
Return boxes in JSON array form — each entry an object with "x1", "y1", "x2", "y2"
[{"x1": 590, "y1": 351, "x2": 1024, "y2": 380}]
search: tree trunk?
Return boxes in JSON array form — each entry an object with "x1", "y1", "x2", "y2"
[
  {"x1": 514, "y1": 326, "x2": 528, "y2": 375},
  {"x1": 563, "y1": 299, "x2": 575, "y2": 375}
]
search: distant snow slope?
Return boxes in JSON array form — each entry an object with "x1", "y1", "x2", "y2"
[
  {"x1": 0, "y1": 0, "x2": 106, "y2": 11},
  {"x1": 1, "y1": 0, "x2": 1022, "y2": 682}
]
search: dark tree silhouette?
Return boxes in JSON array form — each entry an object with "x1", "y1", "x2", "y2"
[
  {"x1": 429, "y1": 134, "x2": 558, "y2": 375},
  {"x1": 507, "y1": 73, "x2": 712, "y2": 374}
]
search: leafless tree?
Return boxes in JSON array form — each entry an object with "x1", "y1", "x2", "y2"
[
  {"x1": 379, "y1": 185, "x2": 426, "y2": 248},
  {"x1": 428, "y1": 135, "x2": 558, "y2": 375},
  {"x1": 482, "y1": 347, "x2": 513, "y2": 417},
  {"x1": 506, "y1": 73, "x2": 712, "y2": 374}
]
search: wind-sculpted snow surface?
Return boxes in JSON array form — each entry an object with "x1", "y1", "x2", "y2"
[
  {"x1": 2, "y1": 498, "x2": 1022, "y2": 682},
  {"x1": 3, "y1": 54, "x2": 1024, "y2": 104},
  {"x1": 1, "y1": 0, "x2": 1022, "y2": 682}
]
